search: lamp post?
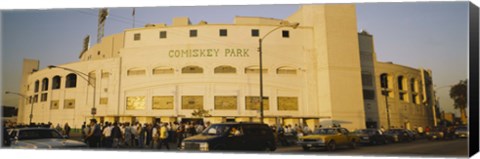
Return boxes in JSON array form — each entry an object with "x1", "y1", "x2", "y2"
[
  {"x1": 258, "y1": 21, "x2": 299, "y2": 123},
  {"x1": 432, "y1": 85, "x2": 452, "y2": 127},
  {"x1": 48, "y1": 65, "x2": 97, "y2": 118},
  {"x1": 5, "y1": 91, "x2": 34, "y2": 124}
]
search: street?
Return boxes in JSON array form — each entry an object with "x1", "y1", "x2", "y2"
[{"x1": 275, "y1": 138, "x2": 469, "y2": 157}]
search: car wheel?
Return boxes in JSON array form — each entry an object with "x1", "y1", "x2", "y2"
[
  {"x1": 350, "y1": 140, "x2": 357, "y2": 149},
  {"x1": 265, "y1": 142, "x2": 276, "y2": 152},
  {"x1": 302, "y1": 146, "x2": 310, "y2": 151},
  {"x1": 327, "y1": 140, "x2": 336, "y2": 152}
]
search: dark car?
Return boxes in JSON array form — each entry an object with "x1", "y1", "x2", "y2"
[
  {"x1": 181, "y1": 122, "x2": 276, "y2": 151},
  {"x1": 384, "y1": 129, "x2": 414, "y2": 142},
  {"x1": 426, "y1": 127, "x2": 446, "y2": 140},
  {"x1": 454, "y1": 126, "x2": 468, "y2": 138},
  {"x1": 354, "y1": 129, "x2": 390, "y2": 145}
]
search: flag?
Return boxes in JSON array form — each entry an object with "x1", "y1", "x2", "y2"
[{"x1": 132, "y1": 8, "x2": 135, "y2": 16}]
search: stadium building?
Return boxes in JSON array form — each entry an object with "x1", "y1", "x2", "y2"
[{"x1": 16, "y1": 4, "x2": 435, "y2": 130}]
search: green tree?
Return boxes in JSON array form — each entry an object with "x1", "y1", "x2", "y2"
[{"x1": 449, "y1": 79, "x2": 467, "y2": 125}]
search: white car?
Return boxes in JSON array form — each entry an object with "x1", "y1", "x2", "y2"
[{"x1": 8, "y1": 127, "x2": 87, "y2": 149}]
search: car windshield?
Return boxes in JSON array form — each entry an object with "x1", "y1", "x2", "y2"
[
  {"x1": 202, "y1": 125, "x2": 232, "y2": 136},
  {"x1": 18, "y1": 129, "x2": 63, "y2": 140},
  {"x1": 313, "y1": 128, "x2": 338, "y2": 135}
]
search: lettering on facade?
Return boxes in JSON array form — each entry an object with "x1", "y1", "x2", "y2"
[{"x1": 168, "y1": 48, "x2": 250, "y2": 58}]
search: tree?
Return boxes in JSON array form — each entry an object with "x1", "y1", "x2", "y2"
[{"x1": 449, "y1": 79, "x2": 467, "y2": 125}]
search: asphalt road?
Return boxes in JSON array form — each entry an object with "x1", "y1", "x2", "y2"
[{"x1": 275, "y1": 138, "x2": 469, "y2": 158}]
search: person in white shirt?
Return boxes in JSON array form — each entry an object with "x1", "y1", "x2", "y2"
[
  {"x1": 152, "y1": 124, "x2": 159, "y2": 149},
  {"x1": 102, "y1": 122, "x2": 113, "y2": 147}
]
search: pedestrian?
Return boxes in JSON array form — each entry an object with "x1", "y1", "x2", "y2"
[
  {"x1": 124, "y1": 122, "x2": 132, "y2": 148},
  {"x1": 64, "y1": 123, "x2": 71, "y2": 138},
  {"x1": 111, "y1": 122, "x2": 122, "y2": 148},
  {"x1": 152, "y1": 123, "x2": 159, "y2": 149},
  {"x1": 138, "y1": 123, "x2": 146, "y2": 148},
  {"x1": 2, "y1": 121, "x2": 11, "y2": 147},
  {"x1": 102, "y1": 122, "x2": 113, "y2": 148},
  {"x1": 86, "y1": 119, "x2": 102, "y2": 148},
  {"x1": 176, "y1": 122, "x2": 185, "y2": 149},
  {"x1": 145, "y1": 124, "x2": 153, "y2": 148},
  {"x1": 277, "y1": 125, "x2": 288, "y2": 146},
  {"x1": 55, "y1": 123, "x2": 63, "y2": 134},
  {"x1": 158, "y1": 123, "x2": 170, "y2": 150}
]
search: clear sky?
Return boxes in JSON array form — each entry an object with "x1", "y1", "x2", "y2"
[{"x1": 1, "y1": 2, "x2": 470, "y2": 116}]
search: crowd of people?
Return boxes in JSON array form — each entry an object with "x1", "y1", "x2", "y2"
[{"x1": 81, "y1": 119, "x2": 211, "y2": 150}]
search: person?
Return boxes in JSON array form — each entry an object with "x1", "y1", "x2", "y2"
[
  {"x1": 145, "y1": 124, "x2": 153, "y2": 148},
  {"x1": 81, "y1": 122, "x2": 87, "y2": 142},
  {"x1": 64, "y1": 123, "x2": 71, "y2": 138},
  {"x1": 230, "y1": 127, "x2": 241, "y2": 136},
  {"x1": 124, "y1": 123, "x2": 132, "y2": 148},
  {"x1": 102, "y1": 122, "x2": 113, "y2": 148},
  {"x1": 82, "y1": 122, "x2": 91, "y2": 144},
  {"x1": 277, "y1": 125, "x2": 288, "y2": 146},
  {"x1": 55, "y1": 123, "x2": 63, "y2": 134},
  {"x1": 86, "y1": 119, "x2": 102, "y2": 148},
  {"x1": 2, "y1": 121, "x2": 11, "y2": 147},
  {"x1": 158, "y1": 123, "x2": 170, "y2": 150},
  {"x1": 380, "y1": 126, "x2": 385, "y2": 133},
  {"x1": 176, "y1": 122, "x2": 185, "y2": 149},
  {"x1": 138, "y1": 123, "x2": 146, "y2": 148},
  {"x1": 111, "y1": 122, "x2": 122, "y2": 148}
]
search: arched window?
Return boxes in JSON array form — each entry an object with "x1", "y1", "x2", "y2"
[
  {"x1": 276, "y1": 66, "x2": 297, "y2": 75},
  {"x1": 182, "y1": 66, "x2": 203, "y2": 74},
  {"x1": 410, "y1": 78, "x2": 417, "y2": 92},
  {"x1": 65, "y1": 73, "x2": 77, "y2": 88},
  {"x1": 52, "y1": 76, "x2": 61, "y2": 90},
  {"x1": 153, "y1": 66, "x2": 174, "y2": 75},
  {"x1": 245, "y1": 65, "x2": 267, "y2": 74},
  {"x1": 379, "y1": 73, "x2": 389, "y2": 89},
  {"x1": 34, "y1": 80, "x2": 40, "y2": 93},
  {"x1": 41, "y1": 78, "x2": 49, "y2": 91},
  {"x1": 127, "y1": 68, "x2": 146, "y2": 76},
  {"x1": 214, "y1": 65, "x2": 236, "y2": 74},
  {"x1": 397, "y1": 76, "x2": 405, "y2": 90}
]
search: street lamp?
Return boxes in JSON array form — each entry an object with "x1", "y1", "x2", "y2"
[
  {"x1": 48, "y1": 65, "x2": 97, "y2": 118},
  {"x1": 258, "y1": 21, "x2": 300, "y2": 123},
  {"x1": 380, "y1": 75, "x2": 392, "y2": 129},
  {"x1": 5, "y1": 91, "x2": 34, "y2": 124}
]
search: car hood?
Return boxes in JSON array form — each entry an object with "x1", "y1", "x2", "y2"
[
  {"x1": 184, "y1": 134, "x2": 220, "y2": 142},
  {"x1": 300, "y1": 134, "x2": 332, "y2": 140},
  {"x1": 12, "y1": 138, "x2": 87, "y2": 149}
]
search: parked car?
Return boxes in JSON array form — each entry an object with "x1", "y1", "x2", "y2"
[
  {"x1": 8, "y1": 127, "x2": 87, "y2": 149},
  {"x1": 454, "y1": 126, "x2": 468, "y2": 138},
  {"x1": 353, "y1": 128, "x2": 390, "y2": 145},
  {"x1": 384, "y1": 129, "x2": 414, "y2": 142},
  {"x1": 181, "y1": 122, "x2": 276, "y2": 151},
  {"x1": 297, "y1": 127, "x2": 359, "y2": 151},
  {"x1": 426, "y1": 127, "x2": 447, "y2": 140}
]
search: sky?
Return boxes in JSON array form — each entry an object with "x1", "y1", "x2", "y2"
[{"x1": 1, "y1": 1, "x2": 471, "y2": 117}]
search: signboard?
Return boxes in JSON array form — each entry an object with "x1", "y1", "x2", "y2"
[
  {"x1": 126, "y1": 96, "x2": 146, "y2": 110},
  {"x1": 277, "y1": 97, "x2": 298, "y2": 111},
  {"x1": 181, "y1": 96, "x2": 203, "y2": 109},
  {"x1": 152, "y1": 96, "x2": 174, "y2": 110},
  {"x1": 214, "y1": 96, "x2": 237, "y2": 110},
  {"x1": 245, "y1": 96, "x2": 269, "y2": 110},
  {"x1": 91, "y1": 107, "x2": 97, "y2": 115}
]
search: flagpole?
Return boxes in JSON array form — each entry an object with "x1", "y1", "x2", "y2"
[{"x1": 132, "y1": 8, "x2": 135, "y2": 28}]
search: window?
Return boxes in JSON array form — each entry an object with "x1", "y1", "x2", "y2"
[
  {"x1": 40, "y1": 93, "x2": 48, "y2": 102},
  {"x1": 159, "y1": 31, "x2": 167, "y2": 39},
  {"x1": 277, "y1": 66, "x2": 297, "y2": 75},
  {"x1": 134, "y1": 33, "x2": 141, "y2": 41},
  {"x1": 397, "y1": 76, "x2": 405, "y2": 90},
  {"x1": 181, "y1": 96, "x2": 203, "y2": 109},
  {"x1": 52, "y1": 76, "x2": 61, "y2": 90},
  {"x1": 282, "y1": 30, "x2": 290, "y2": 38},
  {"x1": 214, "y1": 65, "x2": 236, "y2": 74},
  {"x1": 245, "y1": 66, "x2": 267, "y2": 74},
  {"x1": 152, "y1": 96, "x2": 174, "y2": 110},
  {"x1": 412, "y1": 94, "x2": 418, "y2": 104},
  {"x1": 219, "y1": 29, "x2": 227, "y2": 37},
  {"x1": 410, "y1": 78, "x2": 417, "y2": 92},
  {"x1": 363, "y1": 89, "x2": 375, "y2": 100},
  {"x1": 126, "y1": 96, "x2": 146, "y2": 110},
  {"x1": 34, "y1": 80, "x2": 39, "y2": 93},
  {"x1": 251, "y1": 29, "x2": 259, "y2": 37},
  {"x1": 33, "y1": 95, "x2": 38, "y2": 103},
  {"x1": 182, "y1": 66, "x2": 203, "y2": 74},
  {"x1": 97, "y1": 51, "x2": 101, "y2": 55},
  {"x1": 277, "y1": 97, "x2": 298, "y2": 111},
  {"x1": 64, "y1": 99, "x2": 75, "y2": 109},
  {"x1": 101, "y1": 72, "x2": 110, "y2": 78},
  {"x1": 214, "y1": 96, "x2": 237, "y2": 110},
  {"x1": 189, "y1": 30, "x2": 197, "y2": 37},
  {"x1": 127, "y1": 68, "x2": 146, "y2": 76},
  {"x1": 380, "y1": 74, "x2": 388, "y2": 89},
  {"x1": 100, "y1": 98, "x2": 108, "y2": 105},
  {"x1": 153, "y1": 67, "x2": 174, "y2": 75},
  {"x1": 245, "y1": 96, "x2": 269, "y2": 110},
  {"x1": 65, "y1": 74, "x2": 77, "y2": 88},
  {"x1": 41, "y1": 78, "x2": 49, "y2": 91}
]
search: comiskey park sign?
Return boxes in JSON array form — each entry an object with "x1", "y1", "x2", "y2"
[{"x1": 168, "y1": 48, "x2": 250, "y2": 58}]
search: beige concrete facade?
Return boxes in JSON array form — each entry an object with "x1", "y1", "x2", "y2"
[{"x1": 17, "y1": 4, "x2": 434, "y2": 131}]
